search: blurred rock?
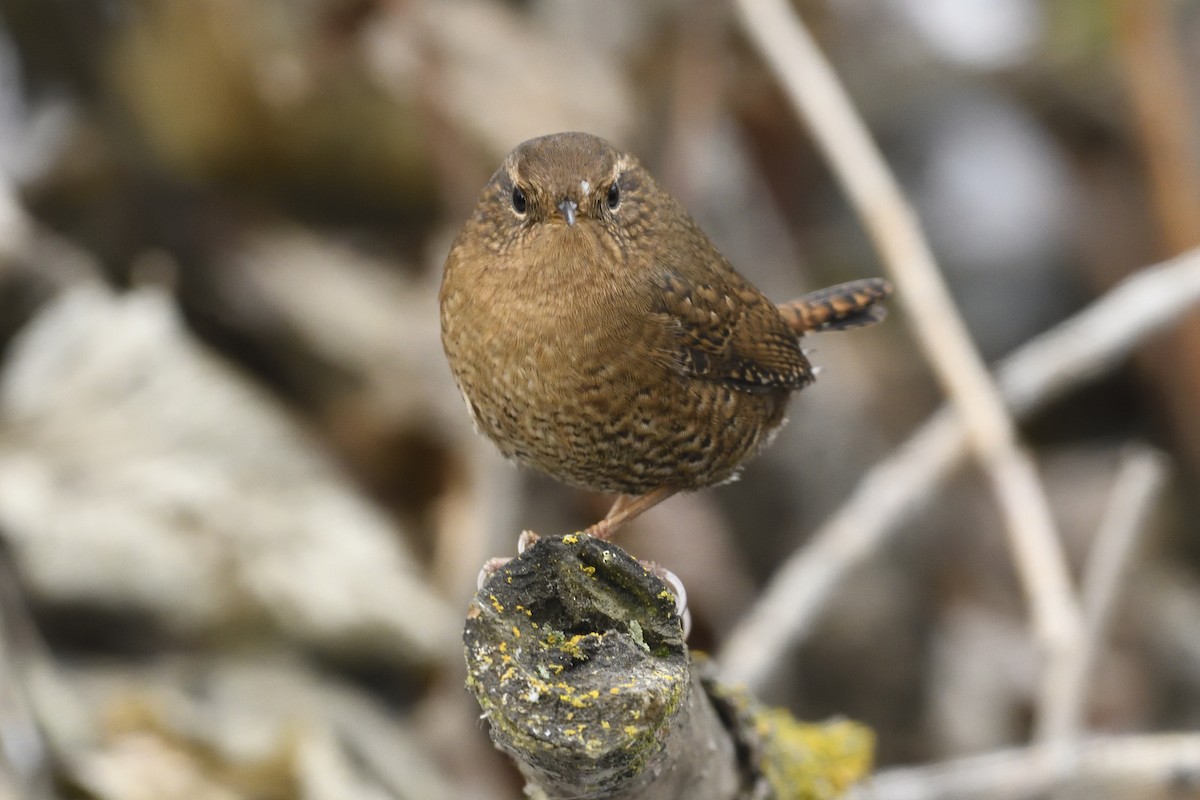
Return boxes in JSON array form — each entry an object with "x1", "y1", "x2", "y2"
[
  {"x1": 95, "y1": 225, "x2": 517, "y2": 608},
  {"x1": 888, "y1": 0, "x2": 1043, "y2": 71},
  {"x1": 926, "y1": 603, "x2": 1037, "y2": 754},
  {"x1": 911, "y1": 90, "x2": 1080, "y2": 358},
  {"x1": 367, "y1": 0, "x2": 635, "y2": 163},
  {"x1": 0, "y1": 24, "x2": 71, "y2": 186},
  {"x1": 68, "y1": 653, "x2": 455, "y2": 800},
  {"x1": 1139, "y1": 566, "x2": 1200, "y2": 731},
  {"x1": 107, "y1": 0, "x2": 435, "y2": 219},
  {"x1": 232, "y1": 227, "x2": 504, "y2": 600},
  {"x1": 234, "y1": 228, "x2": 456, "y2": 438},
  {"x1": 0, "y1": 283, "x2": 457, "y2": 665}
]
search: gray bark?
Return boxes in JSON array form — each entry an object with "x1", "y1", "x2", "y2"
[{"x1": 464, "y1": 533, "x2": 745, "y2": 799}]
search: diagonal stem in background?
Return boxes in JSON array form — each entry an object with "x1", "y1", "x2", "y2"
[
  {"x1": 731, "y1": 0, "x2": 1081, "y2": 739},
  {"x1": 1043, "y1": 447, "x2": 1168, "y2": 745},
  {"x1": 719, "y1": 249, "x2": 1200, "y2": 695},
  {"x1": 845, "y1": 732, "x2": 1200, "y2": 800}
]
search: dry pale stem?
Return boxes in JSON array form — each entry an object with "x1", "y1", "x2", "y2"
[
  {"x1": 846, "y1": 733, "x2": 1200, "y2": 800},
  {"x1": 1043, "y1": 448, "x2": 1168, "y2": 748}
]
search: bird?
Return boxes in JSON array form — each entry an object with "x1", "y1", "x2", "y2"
[{"x1": 440, "y1": 132, "x2": 890, "y2": 540}]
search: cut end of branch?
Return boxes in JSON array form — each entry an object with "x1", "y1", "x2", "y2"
[{"x1": 464, "y1": 533, "x2": 688, "y2": 793}]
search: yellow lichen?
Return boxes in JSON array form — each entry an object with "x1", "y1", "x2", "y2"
[{"x1": 757, "y1": 714, "x2": 873, "y2": 800}]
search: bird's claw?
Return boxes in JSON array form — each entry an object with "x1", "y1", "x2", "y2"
[
  {"x1": 639, "y1": 560, "x2": 691, "y2": 639},
  {"x1": 516, "y1": 529, "x2": 540, "y2": 553},
  {"x1": 475, "y1": 530, "x2": 542, "y2": 589}
]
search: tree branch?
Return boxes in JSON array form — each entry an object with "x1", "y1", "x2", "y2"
[{"x1": 465, "y1": 534, "x2": 872, "y2": 799}]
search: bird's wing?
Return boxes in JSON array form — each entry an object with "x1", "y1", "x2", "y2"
[{"x1": 651, "y1": 269, "x2": 813, "y2": 392}]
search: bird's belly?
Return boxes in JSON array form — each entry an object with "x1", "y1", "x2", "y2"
[{"x1": 457, "y1": 332, "x2": 789, "y2": 494}]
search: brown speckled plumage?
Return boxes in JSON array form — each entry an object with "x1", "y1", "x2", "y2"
[{"x1": 440, "y1": 132, "x2": 889, "y2": 531}]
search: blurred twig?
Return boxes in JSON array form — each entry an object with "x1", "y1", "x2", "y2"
[
  {"x1": 1080, "y1": 451, "x2": 1166, "y2": 665},
  {"x1": 731, "y1": 0, "x2": 1082, "y2": 740},
  {"x1": 1047, "y1": 447, "x2": 1167, "y2": 744},
  {"x1": 845, "y1": 733, "x2": 1200, "y2": 800},
  {"x1": 719, "y1": 248, "x2": 1200, "y2": 689},
  {"x1": 0, "y1": 539, "x2": 97, "y2": 800},
  {"x1": 1109, "y1": 0, "x2": 1200, "y2": 479},
  {"x1": 0, "y1": 544, "x2": 56, "y2": 800},
  {"x1": 1113, "y1": 0, "x2": 1200, "y2": 252}
]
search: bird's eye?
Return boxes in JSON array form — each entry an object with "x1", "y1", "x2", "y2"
[
  {"x1": 511, "y1": 186, "x2": 528, "y2": 214},
  {"x1": 606, "y1": 181, "x2": 620, "y2": 210}
]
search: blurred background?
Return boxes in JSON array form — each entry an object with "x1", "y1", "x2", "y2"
[{"x1": 0, "y1": 0, "x2": 1197, "y2": 798}]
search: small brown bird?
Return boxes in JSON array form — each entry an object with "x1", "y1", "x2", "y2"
[{"x1": 440, "y1": 132, "x2": 890, "y2": 539}]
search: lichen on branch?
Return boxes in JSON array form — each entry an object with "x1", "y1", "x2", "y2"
[{"x1": 464, "y1": 533, "x2": 872, "y2": 799}]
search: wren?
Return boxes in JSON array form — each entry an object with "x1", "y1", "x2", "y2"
[{"x1": 440, "y1": 132, "x2": 890, "y2": 539}]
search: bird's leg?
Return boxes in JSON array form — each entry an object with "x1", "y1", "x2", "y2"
[
  {"x1": 604, "y1": 494, "x2": 636, "y2": 522},
  {"x1": 583, "y1": 487, "x2": 678, "y2": 541}
]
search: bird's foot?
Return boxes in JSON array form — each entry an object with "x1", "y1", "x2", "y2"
[
  {"x1": 581, "y1": 516, "x2": 615, "y2": 541},
  {"x1": 475, "y1": 530, "x2": 541, "y2": 589}
]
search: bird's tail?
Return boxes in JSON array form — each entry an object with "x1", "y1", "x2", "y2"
[{"x1": 777, "y1": 278, "x2": 893, "y2": 334}]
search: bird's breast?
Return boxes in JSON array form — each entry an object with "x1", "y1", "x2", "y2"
[{"x1": 444, "y1": 222, "x2": 658, "y2": 403}]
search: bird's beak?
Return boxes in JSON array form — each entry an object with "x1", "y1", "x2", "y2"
[{"x1": 557, "y1": 198, "x2": 578, "y2": 226}]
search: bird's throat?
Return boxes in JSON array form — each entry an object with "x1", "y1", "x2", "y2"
[{"x1": 527, "y1": 221, "x2": 624, "y2": 289}]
